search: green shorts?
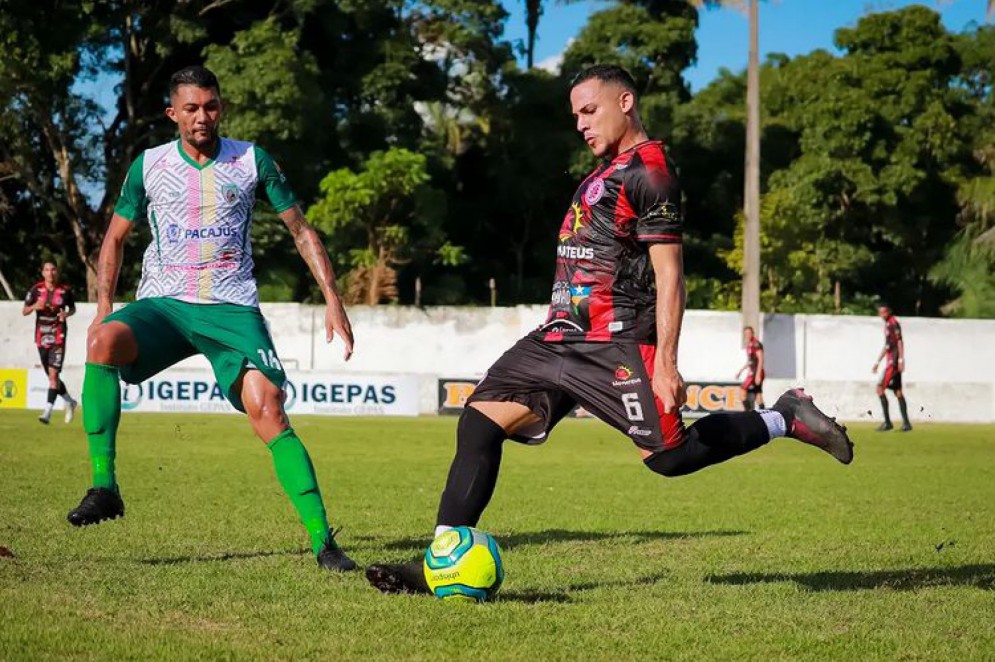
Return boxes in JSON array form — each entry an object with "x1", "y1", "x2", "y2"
[{"x1": 105, "y1": 297, "x2": 286, "y2": 412}]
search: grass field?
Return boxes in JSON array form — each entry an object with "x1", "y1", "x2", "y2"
[{"x1": 1, "y1": 410, "x2": 994, "y2": 660}]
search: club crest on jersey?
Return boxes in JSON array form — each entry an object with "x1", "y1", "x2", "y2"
[
  {"x1": 166, "y1": 224, "x2": 181, "y2": 243},
  {"x1": 222, "y1": 184, "x2": 239, "y2": 204},
  {"x1": 584, "y1": 177, "x2": 605, "y2": 205}
]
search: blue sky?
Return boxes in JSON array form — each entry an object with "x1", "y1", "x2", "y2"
[{"x1": 499, "y1": 0, "x2": 990, "y2": 90}]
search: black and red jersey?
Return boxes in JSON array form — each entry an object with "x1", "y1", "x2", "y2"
[
  {"x1": 746, "y1": 337, "x2": 763, "y2": 372},
  {"x1": 537, "y1": 140, "x2": 682, "y2": 344},
  {"x1": 884, "y1": 316, "x2": 902, "y2": 364},
  {"x1": 24, "y1": 282, "x2": 75, "y2": 348}
]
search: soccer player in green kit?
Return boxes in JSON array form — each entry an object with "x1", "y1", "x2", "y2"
[{"x1": 66, "y1": 66, "x2": 358, "y2": 572}]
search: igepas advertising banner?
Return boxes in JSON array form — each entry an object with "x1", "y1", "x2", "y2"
[{"x1": 110, "y1": 370, "x2": 419, "y2": 416}]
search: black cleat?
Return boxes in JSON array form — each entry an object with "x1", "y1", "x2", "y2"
[
  {"x1": 900, "y1": 422, "x2": 913, "y2": 432},
  {"x1": 876, "y1": 422, "x2": 894, "y2": 432},
  {"x1": 366, "y1": 561, "x2": 431, "y2": 595},
  {"x1": 317, "y1": 534, "x2": 358, "y2": 572},
  {"x1": 773, "y1": 388, "x2": 854, "y2": 464},
  {"x1": 67, "y1": 487, "x2": 124, "y2": 527}
]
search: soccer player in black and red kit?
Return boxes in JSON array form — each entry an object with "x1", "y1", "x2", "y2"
[
  {"x1": 737, "y1": 326, "x2": 765, "y2": 410},
  {"x1": 22, "y1": 262, "x2": 78, "y2": 424},
  {"x1": 366, "y1": 65, "x2": 854, "y2": 595},
  {"x1": 873, "y1": 304, "x2": 912, "y2": 431}
]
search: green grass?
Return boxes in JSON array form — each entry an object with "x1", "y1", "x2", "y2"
[{"x1": 1, "y1": 411, "x2": 994, "y2": 661}]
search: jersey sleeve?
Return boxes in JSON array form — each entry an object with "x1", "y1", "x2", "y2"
[
  {"x1": 23, "y1": 286, "x2": 37, "y2": 306},
  {"x1": 254, "y1": 146, "x2": 297, "y2": 213},
  {"x1": 626, "y1": 160, "x2": 683, "y2": 244},
  {"x1": 113, "y1": 153, "x2": 148, "y2": 223}
]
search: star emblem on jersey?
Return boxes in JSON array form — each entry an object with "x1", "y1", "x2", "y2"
[{"x1": 570, "y1": 285, "x2": 591, "y2": 307}]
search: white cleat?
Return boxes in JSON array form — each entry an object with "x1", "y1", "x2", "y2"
[
  {"x1": 65, "y1": 400, "x2": 77, "y2": 424},
  {"x1": 38, "y1": 411, "x2": 52, "y2": 425}
]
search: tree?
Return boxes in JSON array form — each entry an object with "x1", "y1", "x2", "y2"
[{"x1": 307, "y1": 148, "x2": 463, "y2": 305}]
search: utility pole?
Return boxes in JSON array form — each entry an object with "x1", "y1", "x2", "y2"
[{"x1": 742, "y1": 0, "x2": 761, "y2": 331}]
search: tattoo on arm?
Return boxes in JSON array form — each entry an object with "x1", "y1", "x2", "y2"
[{"x1": 283, "y1": 208, "x2": 339, "y2": 299}]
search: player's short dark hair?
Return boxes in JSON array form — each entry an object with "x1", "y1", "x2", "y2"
[
  {"x1": 744, "y1": 326, "x2": 755, "y2": 333},
  {"x1": 169, "y1": 66, "x2": 221, "y2": 98},
  {"x1": 570, "y1": 65, "x2": 638, "y2": 97}
]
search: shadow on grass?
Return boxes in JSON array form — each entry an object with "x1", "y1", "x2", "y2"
[
  {"x1": 498, "y1": 570, "x2": 670, "y2": 604},
  {"x1": 138, "y1": 548, "x2": 308, "y2": 566},
  {"x1": 382, "y1": 529, "x2": 746, "y2": 555},
  {"x1": 706, "y1": 564, "x2": 995, "y2": 591}
]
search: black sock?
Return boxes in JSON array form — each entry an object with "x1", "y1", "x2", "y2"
[
  {"x1": 644, "y1": 412, "x2": 770, "y2": 477},
  {"x1": 879, "y1": 394, "x2": 891, "y2": 424},
  {"x1": 46, "y1": 388, "x2": 57, "y2": 405},
  {"x1": 57, "y1": 380, "x2": 67, "y2": 397},
  {"x1": 744, "y1": 392, "x2": 755, "y2": 411},
  {"x1": 436, "y1": 407, "x2": 506, "y2": 528},
  {"x1": 897, "y1": 396, "x2": 910, "y2": 425}
]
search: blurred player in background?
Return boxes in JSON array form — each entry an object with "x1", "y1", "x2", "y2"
[
  {"x1": 736, "y1": 326, "x2": 764, "y2": 411},
  {"x1": 365, "y1": 65, "x2": 854, "y2": 596},
  {"x1": 22, "y1": 261, "x2": 78, "y2": 424},
  {"x1": 873, "y1": 304, "x2": 912, "y2": 431},
  {"x1": 65, "y1": 66, "x2": 357, "y2": 571}
]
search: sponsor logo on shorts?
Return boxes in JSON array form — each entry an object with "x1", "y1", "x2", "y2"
[
  {"x1": 627, "y1": 425, "x2": 653, "y2": 437},
  {"x1": 613, "y1": 365, "x2": 642, "y2": 387},
  {"x1": 584, "y1": 177, "x2": 605, "y2": 205},
  {"x1": 557, "y1": 245, "x2": 594, "y2": 260}
]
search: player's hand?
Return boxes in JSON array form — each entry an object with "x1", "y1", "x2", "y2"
[
  {"x1": 57, "y1": 311, "x2": 67, "y2": 323},
  {"x1": 897, "y1": 360, "x2": 904, "y2": 373},
  {"x1": 324, "y1": 296, "x2": 354, "y2": 361},
  {"x1": 872, "y1": 362, "x2": 879, "y2": 374},
  {"x1": 652, "y1": 362, "x2": 686, "y2": 415}
]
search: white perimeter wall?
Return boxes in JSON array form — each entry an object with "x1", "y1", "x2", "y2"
[{"x1": 2, "y1": 303, "x2": 993, "y2": 422}]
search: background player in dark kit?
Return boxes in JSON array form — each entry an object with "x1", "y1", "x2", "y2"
[
  {"x1": 23, "y1": 261, "x2": 78, "y2": 425},
  {"x1": 366, "y1": 65, "x2": 854, "y2": 595},
  {"x1": 737, "y1": 326, "x2": 765, "y2": 411},
  {"x1": 873, "y1": 304, "x2": 912, "y2": 431}
]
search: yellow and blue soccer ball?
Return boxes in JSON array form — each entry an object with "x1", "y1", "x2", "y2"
[{"x1": 423, "y1": 526, "x2": 504, "y2": 602}]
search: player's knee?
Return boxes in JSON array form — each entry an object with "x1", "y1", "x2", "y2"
[
  {"x1": 86, "y1": 326, "x2": 120, "y2": 362},
  {"x1": 457, "y1": 406, "x2": 507, "y2": 451},
  {"x1": 643, "y1": 452, "x2": 683, "y2": 478}
]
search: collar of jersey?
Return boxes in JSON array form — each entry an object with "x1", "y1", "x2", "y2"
[{"x1": 176, "y1": 139, "x2": 222, "y2": 171}]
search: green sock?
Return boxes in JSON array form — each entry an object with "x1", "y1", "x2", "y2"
[
  {"x1": 82, "y1": 363, "x2": 121, "y2": 490},
  {"x1": 267, "y1": 429, "x2": 332, "y2": 555}
]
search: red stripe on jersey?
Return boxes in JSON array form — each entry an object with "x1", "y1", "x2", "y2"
[
  {"x1": 637, "y1": 142, "x2": 670, "y2": 176},
  {"x1": 639, "y1": 344, "x2": 686, "y2": 450}
]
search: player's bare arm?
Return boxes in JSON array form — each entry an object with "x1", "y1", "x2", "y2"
[
  {"x1": 897, "y1": 338, "x2": 905, "y2": 372},
  {"x1": 872, "y1": 345, "x2": 888, "y2": 373},
  {"x1": 756, "y1": 346, "x2": 764, "y2": 376},
  {"x1": 649, "y1": 242, "x2": 686, "y2": 414},
  {"x1": 280, "y1": 206, "x2": 354, "y2": 360},
  {"x1": 92, "y1": 214, "x2": 134, "y2": 329}
]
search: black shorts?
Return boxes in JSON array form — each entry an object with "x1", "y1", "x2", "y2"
[
  {"x1": 879, "y1": 363, "x2": 902, "y2": 391},
  {"x1": 467, "y1": 334, "x2": 685, "y2": 453},
  {"x1": 742, "y1": 371, "x2": 764, "y2": 393},
  {"x1": 38, "y1": 345, "x2": 65, "y2": 372}
]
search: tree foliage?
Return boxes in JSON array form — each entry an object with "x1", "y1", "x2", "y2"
[{"x1": 1, "y1": 2, "x2": 994, "y2": 317}]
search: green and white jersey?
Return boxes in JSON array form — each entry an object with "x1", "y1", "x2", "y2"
[{"x1": 114, "y1": 138, "x2": 297, "y2": 307}]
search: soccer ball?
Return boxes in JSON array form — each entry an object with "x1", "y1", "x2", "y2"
[{"x1": 423, "y1": 526, "x2": 504, "y2": 602}]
